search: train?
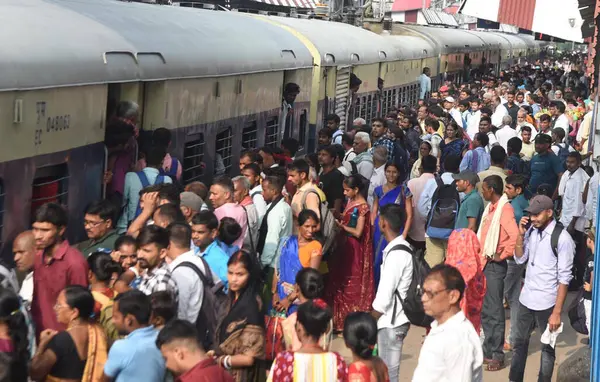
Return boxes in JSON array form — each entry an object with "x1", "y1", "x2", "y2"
[{"x1": 0, "y1": 0, "x2": 550, "y2": 257}]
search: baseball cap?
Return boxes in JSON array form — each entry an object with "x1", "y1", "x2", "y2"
[
  {"x1": 180, "y1": 191, "x2": 203, "y2": 212},
  {"x1": 452, "y1": 170, "x2": 480, "y2": 185},
  {"x1": 439, "y1": 85, "x2": 449, "y2": 92},
  {"x1": 524, "y1": 195, "x2": 554, "y2": 215},
  {"x1": 534, "y1": 134, "x2": 552, "y2": 144},
  {"x1": 444, "y1": 96, "x2": 455, "y2": 103}
]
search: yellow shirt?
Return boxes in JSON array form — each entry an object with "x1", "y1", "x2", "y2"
[{"x1": 521, "y1": 141, "x2": 535, "y2": 160}]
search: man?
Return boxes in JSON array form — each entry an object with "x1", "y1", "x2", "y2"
[
  {"x1": 399, "y1": 117, "x2": 421, "y2": 162},
  {"x1": 370, "y1": 118, "x2": 395, "y2": 164},
  {"x1": 465, "y1": 98, "x2": 482, "y2": 140},
  {"x1": 510, "y1": 196, "x2": 575, "y2": 382},
  {"x1": 31, "y1": 203, "x2": 88, "y2": 333},
  {"x1": 317, "y1": 127, "x2": 333, "y2": 146},
  {"x1": 558, "y1": 152, "x2": 590, "y2": 286},
  {"x1": 76, "y1": 200, "x2": 119, "y2": 257},
  {"x1": 424, "y1": 118, "x2": 442, "y2": 160},
  {"x1": 281, "y1": 83, "x2": 300, "y2": 140},
  {"x1": 103, "y1": 290, "x2": 166, "y2": 381},
  {"x1": 504, "y1": 91, "x2": 520, "y2": 127},
  {"x1": 341, "y1": 133, "x2": 356, "y2": 170},
  {"x1": 332, "y1": 144, "x2": 351, "y2": 177},
  {"x1": 516, "y1": 109, "x2": 537, "y2": 141},
  {"x1": 238, "y1": 150, "x2": 261, "y2": 172},
  {"x1": 258, "y1": 146, "x2": 279, "y2": 172},
  {"x1": 113, "y1": 235, "x2": 143, "y2": 289},
  {"x1": 478, "y1": 116, "x2": 498, "y2": 152},
  {"x1": 527, "y1": 93, "x2": 542, "y2": 115},
  {"x1": 550, "y1": 100, "x2": 569, "y2": 140},
  {"x1": 257, "y1": 176, "x2": 293, "y2": 304},
  {"x1": 418, "y1": 155, "x2": 462, "y2": 267},
  {"x1": 551, "y1": 128, "x2": 574, "y2": 158},
  {"x1": 153, "y1": 204, "x2": 186, "y2": 229},
  {"x1": 417, "y1": 105, "x2": 428, "y2": 135},
  {"x1": 166, "y1": 223, "x2": 207, "y2": 323},
  {"x1": 478, "y1": 175, "x2": 519, "y2": 371},
  {"x1": 155, "y1": 320, "x2": 234, "y2": 382},
  {"x1": 412, "y1": 264, "x2": 483, "y2": 381},
  {"x1": 444, "y1": 97, "x2": 463, "y2": 127},
  {"x1": 453, "y1": 170, "x2": 484, "y2": 231},
  {"x1": 325, "y1": 114, "x2": 341, "y2": 134},
  {"x1": 419, "y1": 67, "x2": 432, "y2": 100},
  {"x1": 538, "y1": 114, "x2": 553, "y2": 137},
  {"x1": 503, "y1": 174, "x2": 529, "y2": 351},
  {"x1": 460, "y1": 132, "x2": 491, "y2": 174},
  {"x1": 407, "y1": 155, "x2": 437, "y2": 251},
  {"x1": 368, "y1": 146, "x2": 388, "y2": 208},
  {"x1": 13, "y1": 231, "x2": 36, "y2": 305},
  {"x1": 528, "y1": 134, "x2": 564, "y2": 196},
  {"x1": 506, "y1": 137, "x2": 526, "y2": 175},
  {"x1": 180, "y1": 191, "x2": 204, "y2": 224},
  {"x1": 153, "y1": 128, "x2": 183, "y2": 181},
  {"x1": 191, "y1": 211, "x2": 229, "y2": 288},
  {"x1": 351, "y1": 132, "x2": 374, "y2": 179},
  {"x1": 372, "y1": 204, "x2": 413, "y2": 381},
  {"x1": 518, "y1": 125, "x2": 536, "y2": 161},
  {"x1": 184, "y1": 182, "x2": 210, "y2": 209},
  {"x1": 317, "y1": 145, "x2": 345, "y2": 215},
  {"x1": 495, "y1": 115, "x2": 516, "y2": 152},
  {"x1": 477, "y1": 146, "x2": 508, "y2": 201},
  {"x1": 241, "y1": 163, "x2": 267, "y2": 219},
  {"x1": 118, "y1": 146, "x2": 172, "y2": 232},
  {"x1": 209, "y1": 176, "x2": 248, "y2": 249},
  {"x1": 491, "y1": 96, "x2": 508, "y2": 128},
  {"x1": 232, "y1": 176, "x2": 259, "y2": 254}
]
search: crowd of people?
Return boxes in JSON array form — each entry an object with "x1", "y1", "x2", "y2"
[{"x1": 0, "y1": 55, "x2": 596, "y2": 382}]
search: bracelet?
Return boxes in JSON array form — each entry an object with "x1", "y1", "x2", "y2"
[{"x1": 224, "y1": 355, "x2": 232, "y2": 369}]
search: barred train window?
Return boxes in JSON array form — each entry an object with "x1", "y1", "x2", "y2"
[
  {"x1": 31, "y1": 163, "x2": 69, "y2": 221},
  {"x1": 242, "y1": 121, "x2": 258, "y2": 150},
  {"x1": 216, "y1": 127, "x2": 233, "y2": 175},
  {"x1": 183, "y1": 134, "x2": 205, "y2": 183},
  {"x1": 265, "y1": 117, "x2": 279, "y2": 148},
  {"x1": 299, "y1": 110, "x2": 307, "y2": 147}
]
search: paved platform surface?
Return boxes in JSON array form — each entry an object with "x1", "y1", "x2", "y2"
[{"x1": 330, "y1": 292, "x2": 587, "y2": 381}]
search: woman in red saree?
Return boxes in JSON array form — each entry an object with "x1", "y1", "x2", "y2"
[
  {"x1": 326, "y1": 175, "x2": 374, "y2": 331},
  {"x1": 445, "y1": 229, "x2": 487, "y2": 333}
]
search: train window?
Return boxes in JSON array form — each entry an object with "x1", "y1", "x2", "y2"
[
  {"x1": 242, "y1": 121, "x2": 258, "y2": 150},
  {"x1": 183, "y1": 134, "x2": 205, "y2": 183},
  {"x1": 265, "y1": 117, "x2": 279, "y2": 147},
  {"x1": 216, "y1": 128, "x2": 233, "y2": 175},
  {"x1": 366, "y1": 94, "x2": 374, "y2": 122},
  {"x1": 0, "y1": 180, "x2": 4, "y2": 246},
  {"x1": 31, "y1": 163, "x2": 69, "y2": 220},
  {"x1": 299, "y1": 110, "x2": 307, "y2": 147}
]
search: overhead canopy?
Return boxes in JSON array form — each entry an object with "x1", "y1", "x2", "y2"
[{"x1": 460, "y1": 0, "x2": 584, "y2": 42}]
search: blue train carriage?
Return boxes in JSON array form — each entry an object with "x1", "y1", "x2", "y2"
[{"x1": 0, "y1": 0, "x2": 313, "y2": 256}]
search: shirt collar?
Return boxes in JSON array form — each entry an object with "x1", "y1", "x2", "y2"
[
  {"x1": 168, "y1": 250, "x2": 195, "y2": 270},
  {"x1": 127, "y1": 325, "x2": 157, "y2": 339},
  {"x1": 240, "y1": 196, "x2": 253, "y2": 207},
  {"x1": 383, "y1": 235, "x2": 409, "y2": 256},
  {"x1": 41, "y1": 240, "x2": 70, "y2": 261},
  {"x1": 176, "y1": 359, "x2": 219, "y2": 382},
  {"x1": 146, "y1": 261, "x2": 169, "y2": 278},
  {"x1": 430, "y1": 310, "x2": 467, "y2": 332}
]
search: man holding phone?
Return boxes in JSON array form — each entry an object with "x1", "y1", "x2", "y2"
[{"x1": 509, "y1": 195, "x2": 575, "y2": 382}]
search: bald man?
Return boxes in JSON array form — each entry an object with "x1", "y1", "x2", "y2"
[{"x1": 13, "y1": 231, "x2": 36, "y2": 304}]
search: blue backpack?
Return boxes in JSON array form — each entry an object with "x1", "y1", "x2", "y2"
[
  {"x1": 132, "y1": 171, "x2": 167, "y2": 222},
  {"x1": 159, "y1": 157, "x2": 179, "y2": 179},
  {"x1": 553, "y1": 143, "x2": 570, "y2": 169}
]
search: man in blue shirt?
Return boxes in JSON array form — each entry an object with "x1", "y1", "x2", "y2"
[
  {"x1": 460, "y1": 132, "x2": 491, "y2": 174},
  {"x1": 191, "y1": 210, "x2": 229, "y2": 289},
  {"x1": 503, "y1": 174, "x2": 529, "y2": 351},
  {"x1": 527, "y1": 134, "x2": 564, "y2": 196},
  {"x1": 103, "y1": 290, "x2": 166, "y2": 382},
  {"x1": 419, "y1": 67, "x2": 431, "y2": 100}
]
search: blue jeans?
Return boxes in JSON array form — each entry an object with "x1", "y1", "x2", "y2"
[
  {"x1": 504, "y1": 259, "x2": 525, "y2": 345},
  {"x1": 509, "y1": 303, "x2": 555, "y2": 382},
  {"x1": 377, "y1": 323, "x2": 409, "y2": 382}
]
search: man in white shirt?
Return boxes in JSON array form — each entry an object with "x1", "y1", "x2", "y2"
[
  {"x1": 443, "y1": 97, "x2": 463, "y2": 128},
  {"x1": 232, "y1": 176, "x2": 260, "y2": 254},
  {"x1": 241, "y1": 163, "x2": 267, "y2": 220},
  {"x1": 550, "y1": 100, "x2": 569, "y2": 142},
  {"x1": 491, "y1": 96, "x2": 508, "y2": 128},
  {"x1": 350, "y1": 132, "x2": 374, "y2": 179},
  {"x1": 478, "y1": 117, "x2": 498, "y2": 153},
  {"x1": 13, "y1": 231, "x2": 36, "y2": 305},
  {"x1": 372, "y1": 204, "x2": 413, "y2": 382},
  {"x1": 465, "y1": 99, "x2": 482, "y2": 140},
  {"x1": 368, "y1": 147, "x2": 387, "y2": 208},
  {"x1": 412, "y1": 264, "x2": 483, "y2": 382},
  {"x1": 495, "y1": 115, "x2": 517, "y2": 152},
  {"x1": 419, "y1": 67, "x2": 432, "y2": 100}
]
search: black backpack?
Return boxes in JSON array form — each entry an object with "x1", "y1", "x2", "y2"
[
  {"x1": 390, "y1": 244, "x2": 434, "y2": 328},
  {"x1": 425, "y1": 177, "x2": 461, "y2": 240},
  {"x1": 567, "y1": 289, "x2": 588, "y2": 335},
  {"x1": 174, "y1": 259, "x2": 228, "y2": 350},
  {"x1": 553, "y1": 143, "x2": 570, "y2": 170},
  {"x1": 392, "y1": 140, "x2": 410, "y2": 183}
]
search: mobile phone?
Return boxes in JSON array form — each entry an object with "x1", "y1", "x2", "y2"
[{"x1": 523, "y1": 214, "x2": 532, "y2": 230}]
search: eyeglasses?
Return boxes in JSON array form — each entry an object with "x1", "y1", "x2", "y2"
[
  {"x1": 84, "y1": 220, "x2": 106, "y2": 228},
  {"x1": 418, "y1": 288, "x2": 448, "y2": 300}
]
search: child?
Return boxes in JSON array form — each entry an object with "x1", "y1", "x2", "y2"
[
  {"x1": 584, "y1": 228, "x2": 595, "y2": 335},
  {"x1": 217, "y1": 217, "x2": 242, "y2": 257}
]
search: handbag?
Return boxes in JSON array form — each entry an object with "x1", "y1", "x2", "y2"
[
  {"x1": 264, "y1": 309, "x2": 287, "y2": 361},
  {"x1": 568, "y1": 289, "x2": 589, "y2": 335}
]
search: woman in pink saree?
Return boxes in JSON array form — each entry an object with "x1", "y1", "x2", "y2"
[{"x1": 326, "y1": 175, "x2": 374, "y2": 331}]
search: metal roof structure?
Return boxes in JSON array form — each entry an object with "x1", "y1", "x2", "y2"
[
  {"x1": 421, "y1": 9, "x2": 459, "y2": 27},
  {"x1": 464, "y1": 30, "x2": 506, "y2": 50},
  {"x1": 394, "y1": 25, "x2": 487, "y2": 54},
  {"x1": 383, "y1": 35, "x2": 436, "y2": 60},
  {"x1": 0, "y1": 0, "x2": 313, "y2": 91},
  {"x1": 255, "y1": 15, "x2": 399, "y2": 65},
  {"x1": 491, "y1": 32, "x2": 530, "y2": 51}
]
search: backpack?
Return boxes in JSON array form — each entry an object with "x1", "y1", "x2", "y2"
[
  {"x1": 425, "y1": 177, "x2": 461, "y2": 240},
  {"x1": 132, "y1": 171, "x2": 168, "y2": 221},
  {"x1": 392, "y1": 141, "x2": 410, "y2": 183},
  {"x1": 159, "y1": 157, "x2": 184, "y2": 192},
  {"x1": 553, "y1": 143, "x2": 570, "y2": 169},
  {"x1": 390, "y1": 244, "x2": 433, "y2": 328},
  {"x1": 301, "y1": 190, "x2": 337, "y2": 254},
  {"x1": 174, "y1": 259, "x2": 228, "y2": 351},
  {"x1": 525, "y1": 220, "x2": 564, "y2": 258},
  {"x1": 567, "y1": 289, "x2": 588, "y2": 335}
]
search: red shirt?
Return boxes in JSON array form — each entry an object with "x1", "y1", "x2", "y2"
[
  {"x1": 31, "y1": 240, "x2": 89, "y2": 335},
  {"x1": 176, "y1": 359, "x2": 233, "y2": 382}
]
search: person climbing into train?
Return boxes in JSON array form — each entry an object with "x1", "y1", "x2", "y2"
[{"x1": 151, "y1": 127, "x2": 183, "y2": 182}]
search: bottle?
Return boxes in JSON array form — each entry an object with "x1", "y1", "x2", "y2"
[{"x1": 348, "y1": 207, "x2": 359, "y2": 229}]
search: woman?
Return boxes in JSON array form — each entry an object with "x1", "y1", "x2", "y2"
[
  {"x1": 344, "y1": 312, "x2": 389, "y2": 382},
  {"x1": 215, "y1": 251, "x2": 265, "y2": 382},
  {"x1": 0, "y1": 288, "x2": 29, "y2": 382},
  {"x1": 88, "y1": 252, "x2": 121, "y2": 346},
  {"x1": 29, "y1": 285, "x2": 108, "y2": 382},
  {"x1": 439, "y1": 121, "x2": 467, "y2": 171},
  {"x1": 268, "y1": 300, "x2": 347, "y2": 381},
  {"x1": 281, "y1": 268, "x2": 331, "y2": 352},
  {"x1": 410, "y1": 141, "x2": 432, "y2": 179},
  {"x1": 371, "y1": 163, "x2": 413, "y2": 287},
  {"x1": 272, "y1": 209, "x2": 323, "y2": 315},
  {"x1": 326, "y1": 175, "x2": 375, "y2": 331},
  {"x1": 445, "y1": 229, "x2": 486, "y2": 333}
]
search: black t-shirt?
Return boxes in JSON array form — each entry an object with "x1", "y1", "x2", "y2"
[
  {"x1": 47, "y1": 331, "x2": 86, "y2": 379},
  {"x1": 318, "y1": 168, "x2": 345, "y2": 212},
  {"x1": 584, "y1": 250, "x2": 594, "y2": 300}
]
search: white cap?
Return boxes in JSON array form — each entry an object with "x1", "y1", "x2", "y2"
[{"x1": 444, "y1": 96, "x2": 455, "y2": 103}]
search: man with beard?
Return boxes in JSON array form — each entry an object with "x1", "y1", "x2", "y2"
[{"x1": 103, "y1": 290, "x2": 167, "y2": 381}]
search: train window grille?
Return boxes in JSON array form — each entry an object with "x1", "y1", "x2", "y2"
[
  {"x1": 216, "y1": 128, "x2": 233, "y2": 175},
  {"x1": 183, "y1": 135, "x2": 205, "y2": 183},
  {"x1": 366, "y1": 94, "x2": 374, "y2": 122},
  {"x1": 265, "y1": 117, "x2": 279, "y2": 147},
  {"x1": 0, "y1": 180, "x2": 4, "y2": 247},
  {"x1": 299, "y1": 110, "x2": 307, "y2": 147},
  {"x1": 242, "y1": 121, "x2": 258, "y2": 150},
  {"x1": 31, "y1": 163, "x2": 70, "y2": 220}
]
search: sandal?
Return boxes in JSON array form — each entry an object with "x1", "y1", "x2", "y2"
[
  {"x1": 483, "y1": 358, "x2": 493, "y2": 365},
  {"x1": 486, "y1": 360, "x2": 505, "y2": 372}
]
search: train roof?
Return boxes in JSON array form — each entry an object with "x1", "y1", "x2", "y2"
[
  {"x1": 0, "y1": 0, "x2": 313, "y2": 91},
  {"x1": 490, "y1": 33, "x2": 530, "y2": 51},
  {"x1": 461, "y1": 30, "x2": 507, "y2": 50},
  {"x1": 394, "y1": 25, "x2": 487, "y2": 53},
  {"x1": 383, "y1": 35, "x2": 437, "y2": 60},
  {"x1": 254, "y1": 15, "x2": 399, "y2": 66}
]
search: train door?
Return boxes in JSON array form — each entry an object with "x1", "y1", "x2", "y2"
[{"x1": 333, "y1": 66, "x2": 352, "y2": 130}]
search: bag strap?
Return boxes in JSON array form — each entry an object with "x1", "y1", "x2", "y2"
[
  {"x1": 240, "y1": 205, "x2": 256, "y2": 255},
  {"x1": 301, "y1": 190, "x2": 323, "y2": 218},
  {"x1": 136, "y1": 171, "x2": 150, "y2": 188},
  {"x1": 389, "y1": 243, "x2": 413, "y2": 326},
  {"x1": 551, "y1": 221, "x2": 564, "y2": 258},
  {"x1": 350, "y1": 161, "x2": 359, "y2": 176}
]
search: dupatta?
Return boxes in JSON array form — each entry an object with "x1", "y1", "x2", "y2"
[{"x1": 276, "y1": 236, "x2": 303, "y2": 315}]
